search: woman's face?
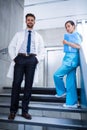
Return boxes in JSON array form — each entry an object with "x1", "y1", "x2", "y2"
[{"x1": 65, "y1": 22, "x2": 75, "y2": 33}]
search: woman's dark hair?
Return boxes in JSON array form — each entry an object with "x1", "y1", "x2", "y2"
[
  {"x1": 65, "y1": 20, "x2": 75, "y2": 27},
  {"x1": 25, "y1": 13, "x2": 36, "y2": 20}
]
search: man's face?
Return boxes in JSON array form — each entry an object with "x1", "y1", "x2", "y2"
[{"x1": 26, "y1": 16, "x2": 35, "y2": 29}]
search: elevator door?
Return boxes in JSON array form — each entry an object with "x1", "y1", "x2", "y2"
[
  {"x1": 44, "y1": 46, "x2": 80, "y2": 88},
  {"x1": 44, "y1": 47, "x2": 64, "y2": 87}
]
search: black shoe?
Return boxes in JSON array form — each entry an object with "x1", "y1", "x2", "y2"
[
  {"x1": 22, "y1": 113, "x2": 32, "y2": 120},
  {"x1": 8, "y1": 113, "x2": 16, "y2": 120}
]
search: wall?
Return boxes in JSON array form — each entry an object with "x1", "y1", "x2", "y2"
[
  {"x1": 24, "y1": 0, "x2": 87, "y2": 30},
  {"x1": 38, "y1": 27, "x2": 65, "y2": 47},
  {"x1": 0, "y1": 0, "x2": 24, "y2": 129},
  {"x1": 80, "y1": 48, "x2": 87, "y2": 107},
  {"x1": 33, "y1": 27, "x2": 65, "y2": 87},
  {"x1": 0, "y1": 0, "x2": 24, "y2": 90}
]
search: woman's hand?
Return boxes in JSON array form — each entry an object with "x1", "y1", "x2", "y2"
[
  {"x1": 63, "y1": 40, "x2": 68, "y2": 44},
  {"x1": 63, "y1": 39, "x2": 80, "y2": 49}
]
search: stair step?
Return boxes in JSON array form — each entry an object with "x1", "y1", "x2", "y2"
[
  {"x1": 0, "y1": 93, "x2": 66, "y2": 103},
  {"x1": 0, "y1": 114, "x2": 87, "y2": 129},
  {"x1": 0, "y1": 103, "x2": 87, "y2": 113},
  {"x1": 3, "y1": 86, "x2": 80, "y2": 95}
]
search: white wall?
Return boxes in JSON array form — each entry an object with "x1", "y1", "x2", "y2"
[
  {"x1": 24, "y1": 0, "x2": 87, "y2": 29},
  {"x1": 0, "y1": 0, "x2": 24, "y2": 89}
]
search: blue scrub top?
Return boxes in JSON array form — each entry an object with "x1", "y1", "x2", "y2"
[{"x1": 62, "y1": 32, "x2": 82, "y2": 67}]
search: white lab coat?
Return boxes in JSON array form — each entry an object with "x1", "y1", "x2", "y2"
[{"x1": 7, "y1": 30, "x2": 45, "y2": 83}]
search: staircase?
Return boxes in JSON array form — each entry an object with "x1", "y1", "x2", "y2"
[{"x1": 0, "y1": 87, "x2": 87, "y2": 130}]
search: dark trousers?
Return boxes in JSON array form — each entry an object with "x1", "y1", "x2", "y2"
[{"x1": 10, "y1": 54, "x2": 38, "y2": 114}]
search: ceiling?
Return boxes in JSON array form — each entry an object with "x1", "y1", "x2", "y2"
[{"x1": 24, "y1": 0, "x2": 87, "y2": 30}]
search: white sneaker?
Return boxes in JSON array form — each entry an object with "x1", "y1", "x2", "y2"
[
  {"x1": 63, "y1": 103, "x2": 78, "y2": 108},
  {"x1": 55, "y1": 93, "x2": 66, "y2": 98}
]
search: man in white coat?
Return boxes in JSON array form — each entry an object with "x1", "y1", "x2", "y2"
[{"x1": 7, "y1": 13, "x2": 45, "y2": 120}]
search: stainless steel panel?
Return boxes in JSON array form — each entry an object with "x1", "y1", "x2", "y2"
[
  {"x1": 44, "y1": 47, "x2": 80, "y2": 88},
  {"x1": 44, "y1": 47, "x2": 64, "y2": 87}
]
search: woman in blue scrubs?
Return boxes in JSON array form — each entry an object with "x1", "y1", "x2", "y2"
[{"x1": 53, "y1": 20, "x2": 82, "y2": 108}]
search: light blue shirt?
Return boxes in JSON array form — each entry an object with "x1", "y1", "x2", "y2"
[
  {"x1": 64, "y1": 32, "x2": 82, "y2": 53},
  {"x1": 19, "y1": 29, "x2": 36, "y2": 54},
  {"x1": 63, "y1": 32, "x2": 82, "y2": 67}
]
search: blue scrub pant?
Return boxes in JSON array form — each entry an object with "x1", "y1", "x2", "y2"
[{"x1": 53, "y1": 64, "x2": 78, "y2": 105}]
